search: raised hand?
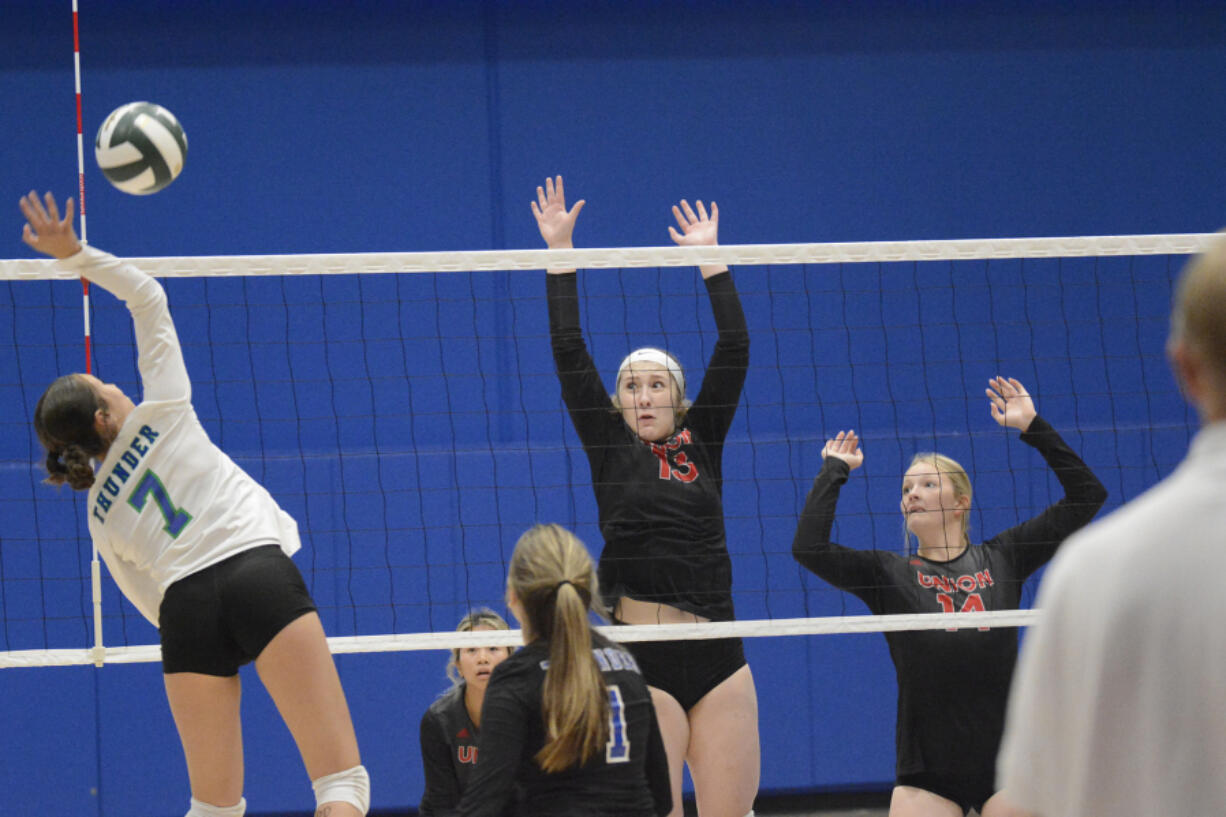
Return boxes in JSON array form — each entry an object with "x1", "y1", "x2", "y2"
[
  {"x1": 531, "y1": 175, "x2": 586, "y2": 251},
  {"x1": 986, "y1": 376, "x2": 1037, "y2": 431},
  {"x1": 821, "y1": 430, "x2": 864, "y2": 471},
  {"x1": 19, "y1": 191, "x2": 81, "y2": 260},
  {"x1": 669, "y1": 199, "x2": 725, "y2": 279},
  {"x1": 668, "y1": 199, "x2": 718, "y2": 247}
]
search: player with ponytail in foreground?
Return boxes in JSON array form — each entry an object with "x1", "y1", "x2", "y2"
[{"x1": 458, "y1": 524, "x2": 670, "y2": 817}]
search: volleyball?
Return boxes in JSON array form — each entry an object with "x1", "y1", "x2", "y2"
[{"x1": 94, "y1": 102, "x2": 188, "y2": 195}]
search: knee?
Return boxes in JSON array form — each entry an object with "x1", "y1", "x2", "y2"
[
  {"x1": 186, "y1": 797, "x2": 246, "y2": 817},
  {"x1": 312, "y1": 764, "x2": 370, "y2": 815}
]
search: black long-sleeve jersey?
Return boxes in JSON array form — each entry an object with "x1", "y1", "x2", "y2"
[
  {"x1": 547, "y1": 270, "x2": 749, "y2": 621},
  {"x1": 792, "y1": 416, "x2": 1107, "y2": 783},
  {"x1": 419, "y1": 684, "x2": 482, "y2": 817},
  {"x1": 457, "y1": 634, "x2": 671, "y2": 817}
]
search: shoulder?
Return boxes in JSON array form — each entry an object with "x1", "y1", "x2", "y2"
[
  {"x1": 423, "y1": 684, "x2": 464, "y2": 722},
  {"x1": 489, "y1": 644, "x2": 544, "y2": 684}
]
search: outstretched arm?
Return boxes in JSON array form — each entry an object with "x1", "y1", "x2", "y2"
[
  {"x1": 793, "y1": 431, "x2": 883, "y2": 601},
  {"x1": 21, "y1": 190, "x2": 190, "y2": 404},
  {"x1": 669, "y1": 198, "x2": 726, "y2": 279},
  {"x1": 531, "y1": 175, "x2": 586, "y2": 273},
  {"x1": 984, "y1": 378, "x2": 1108, "y2": 577},
  {"x1": 537, "y1": 177, "x2": 613, "y2": 447},
  {"x1": 686, "y1": 199, "x2": 747, "y2": 442}
]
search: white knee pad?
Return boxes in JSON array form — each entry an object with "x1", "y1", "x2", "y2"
[
  {"x1": 185, "y1": 797, "x2": 246, "y2": 817},
  {"x1": 312, "y1": 764, "x2": 370, "y2": 815}
]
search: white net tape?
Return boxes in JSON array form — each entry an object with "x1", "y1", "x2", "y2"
[
  {"x1": 0, "y1": 231, "x2": 1203, "y2": 669},
  {"x1": 0, "y1": 609, "x2": 1040, "y2": 668},
  {"x1": 0, "y1": 233, "x2": 1219, "y2": 279}
]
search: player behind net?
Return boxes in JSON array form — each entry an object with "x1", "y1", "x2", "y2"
[
  {"x1": 457, "y1": 523, "x2": 671, "y2": 817},
  {"x1": 532, "y1": 176, "x2": 759, "y2": 817},
  {"x1": 21, "y1": 191, "x2": 370, "y2": 817},
  {"x1": 419, "y1": 610, "x2": 513, "y2": 817},
  {"x1": 792, "y1": 377, "x2": 1107, "y2": 817}
]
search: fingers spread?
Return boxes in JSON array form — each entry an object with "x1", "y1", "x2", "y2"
[
  {"x1": 44, "y1": 191, "x2": 61, "y2": 223},
  {"x1": 672, "y1": 204, "x2": 687, "y2": 230}
]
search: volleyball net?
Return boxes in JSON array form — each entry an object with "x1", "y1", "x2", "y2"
[{"x1": 0, "y1": 235, "x2": 1211, "y2": 668}]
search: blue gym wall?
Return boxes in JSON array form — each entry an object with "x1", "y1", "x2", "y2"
[{"x1": 2, "y1": 2, "x2": 1225, "y2": 815}]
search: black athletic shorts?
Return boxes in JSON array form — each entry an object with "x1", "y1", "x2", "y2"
[
  {"x1": 897, "y1": 771, "x2": 995, "y2": 815},
  {"x1": 159, "y1": 545, "x2": 317, "y2": 676},
  {"x1": 624, "y1": 635, "x2": 747, "y2": 712}
]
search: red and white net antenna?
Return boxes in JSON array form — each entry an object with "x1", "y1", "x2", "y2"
[
  {"x1": 73, "y1": 0, "x2": 92, "y2": 375},
  {"x1": 72, "y1": 0, "x2": 105, "y2": 668}
]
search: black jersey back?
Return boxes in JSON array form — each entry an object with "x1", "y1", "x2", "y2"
[
  {"x1": 792, "y1": 417, "x2": 1107, "y2": 782},
  {"x1": 419, "y1": 684, "x2": 482, "y2": 817},
  {"x1": 547, "y1": 271, "x2": 749, "y2": 621},
  {"x1": 458, "y1": 634, "x2": 671, "y2": 817}
]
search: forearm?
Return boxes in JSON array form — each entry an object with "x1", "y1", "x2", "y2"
[
  {"x1": 792, "y1": 459, "x2": 858, "y2": 582},
  {"x1": 59, "y1": 245, "x2": 190, "y2": 402},
  {"x1": 691, "y1": 272, "x2": 749, "y2": 422},
  {"x1": 705, "y1": 270, "x2": 749, "y2": 349},
  {"x1": 1021, "y1": 416, "x2": 1109, "y2": 511},
  {"x1": 547, "y1": 272, "x2": 612, "y2": 422}
]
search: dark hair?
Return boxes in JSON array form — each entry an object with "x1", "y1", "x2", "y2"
[{"x1": 33, "y1": 374, "x2": 108, "y2": 491}]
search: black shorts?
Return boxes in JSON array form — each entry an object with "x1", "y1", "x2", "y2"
[
  {"x1": 624, "y1": 635, "x2": 747, "y2": 712},
  {"x1": 897, "y1": 771, "x2": 995, "y2": 815},
  {"x1": 159, "y1": 545, "x2": 317, "y2": 677}
]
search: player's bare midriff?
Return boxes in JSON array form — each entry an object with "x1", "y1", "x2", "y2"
[{"x1": 614, "y1": 596, "x2": 710, "y2": 625}]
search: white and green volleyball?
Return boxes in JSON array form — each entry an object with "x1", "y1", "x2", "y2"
[{"x1": 94, "y1": 102, "x2": 188, "y2": 195}]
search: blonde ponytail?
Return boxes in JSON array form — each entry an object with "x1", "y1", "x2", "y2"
[{"x1": 507, "y1": 524, "x2": 609, "y2": 772}]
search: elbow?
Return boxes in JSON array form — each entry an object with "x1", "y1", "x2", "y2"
[
  {"x1": 1089, "y1": 482, "x2": 1109, "y2": 512},
  {"x1": 791, "y1": 534, "x2": 811, "y2": 565},
  {"x1": 132, "y1": 276, "x2": 169, "y2": 314}
]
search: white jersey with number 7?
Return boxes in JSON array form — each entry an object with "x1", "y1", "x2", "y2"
[{"x1": 67, "y1": 246, "x2": 300, "y2": 628}]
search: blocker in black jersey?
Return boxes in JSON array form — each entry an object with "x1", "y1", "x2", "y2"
[
  {"x1": 547, "y1": 269, "x2": 749, "y2": 622},
  {"x1": 534, "y1": 180, "x2": 758, "y2": 817},
  {"x1": 792, "y1": 415, "x2": 1107, "y2": 812},
  {"x1": 457, "y1": 635, "x2": 671, "y2": 817},
  {"x1": 419, "y1": 684, "x2": 483, "y2": 817}
]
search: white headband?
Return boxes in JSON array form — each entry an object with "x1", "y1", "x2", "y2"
[{"x1": 616, "y1": 347, "x2": 685, "y2": 396}]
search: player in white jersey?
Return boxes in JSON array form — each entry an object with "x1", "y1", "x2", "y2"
[{"x1": 21, "y1": 191, "x2": 370, "y2": 817}]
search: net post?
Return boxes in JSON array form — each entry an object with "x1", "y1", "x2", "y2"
[{"x1": 90, "y1": 559, "x2": 105, "y2": 667}]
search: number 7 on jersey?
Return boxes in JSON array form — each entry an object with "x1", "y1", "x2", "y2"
[{"x1": 128, "y1": 469, "x2": 194, "y2": 538}]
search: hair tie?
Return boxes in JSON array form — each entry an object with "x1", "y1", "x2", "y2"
[{"x1": 551, "y1": 579, "x2": 591, "y2": 606}]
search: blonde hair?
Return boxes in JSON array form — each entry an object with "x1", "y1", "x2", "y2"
[
  {"x1": 445, "y1": 608, "x2": 511, "y2": 686},
  {"x1": 507, "y1": 523, "x2": 608, "y2": 773},
  {"x1": 904, "y1": 452, "x2": 973, "y2": 551},
  {"x1": 1171, "y1": 233, "x2": 1226, "y2": 382}
]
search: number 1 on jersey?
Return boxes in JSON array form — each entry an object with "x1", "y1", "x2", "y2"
[
  {"x1": 606, "y1": 684, "x2": 630, "y2": 763},
  {"x1": 128, "y1": 469, "x2": 193, "y2": 538}
]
